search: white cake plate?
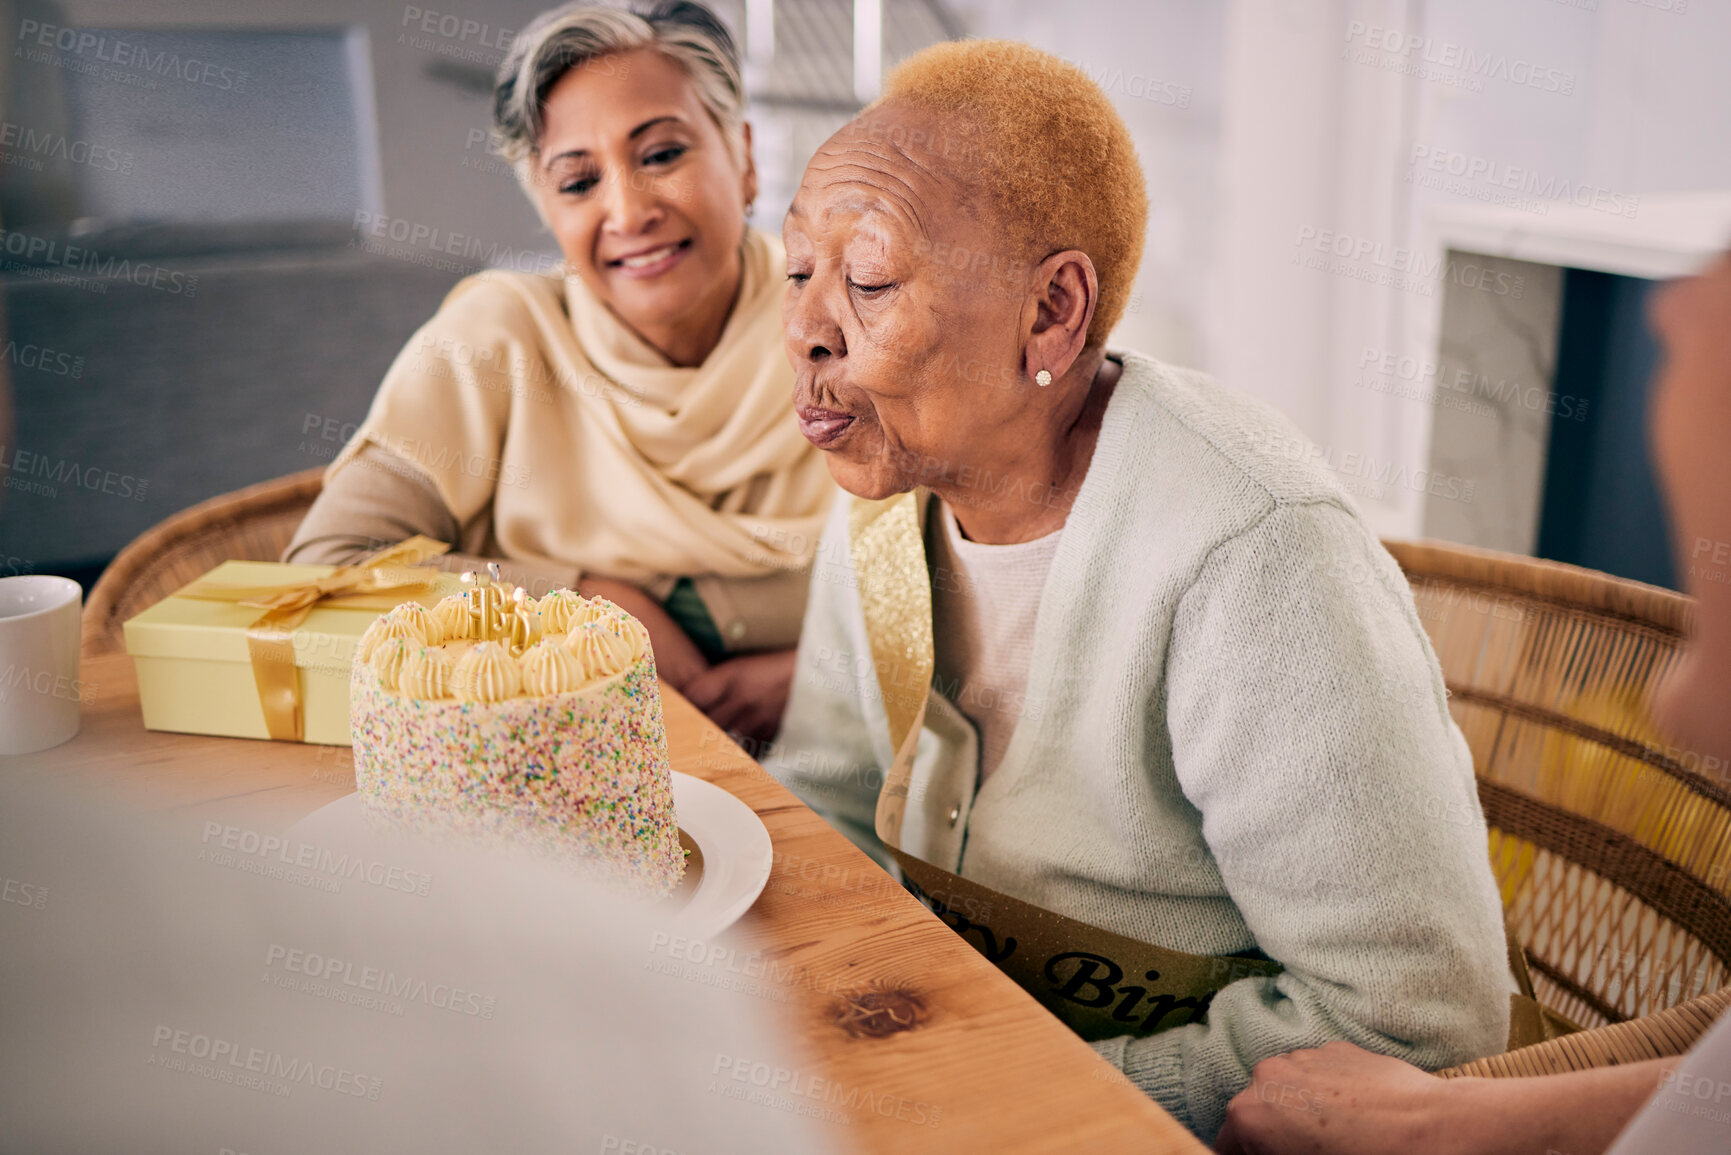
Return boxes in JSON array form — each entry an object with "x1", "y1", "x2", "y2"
[{"x1": 290, "y1": 772, "x2": 773, "y2": 938}]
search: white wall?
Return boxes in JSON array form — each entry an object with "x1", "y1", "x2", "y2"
[{"x1": 1206, "y1": 0, "x2": 1731, "y2": 538}]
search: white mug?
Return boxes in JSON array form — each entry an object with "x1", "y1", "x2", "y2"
[{"x1": 0, "y1": 576, "x2": 84, "y2": 755}]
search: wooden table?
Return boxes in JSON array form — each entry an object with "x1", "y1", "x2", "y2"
[{"x1": 12, "y1": 652, "x2": 1204, "y2": 1154}]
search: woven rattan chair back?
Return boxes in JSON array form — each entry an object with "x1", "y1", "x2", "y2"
[
  {"x1": 81, "y1": 468, "x2": 324, "y2": 656},
  {"x1": 1442, "y1": 984, "x2": 1731, "y2": 1078},
  {"x1": 1386, "y1": 539, "x2": 1731, "y2": 1037}
]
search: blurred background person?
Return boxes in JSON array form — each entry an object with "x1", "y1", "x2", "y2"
[{"x1": 0, "y1": 772, "x2": 840, "y2": 1153}]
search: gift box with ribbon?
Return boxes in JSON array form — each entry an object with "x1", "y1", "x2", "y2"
[{"x1": 122, "y1": 537, "x2": 462, "y2": 744}]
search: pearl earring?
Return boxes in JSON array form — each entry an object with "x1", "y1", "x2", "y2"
[{"x1": 1035, "y1": 369, "x2": 1052, "y2": 387}]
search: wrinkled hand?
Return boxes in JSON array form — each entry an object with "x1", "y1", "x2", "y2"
[
  {"x1": 681, "y1": 649, "x2": 797, "y2": 747},
  {"x1": 1214, "y1": 1042, "x2": 1455, "y2": 1155},
  {"x1": 577, "y1": 576, "x2": 709, "y2": 692}
]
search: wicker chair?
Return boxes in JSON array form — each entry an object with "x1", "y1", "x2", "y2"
[
  {"x1": 81, "y1": 468, "x2": 324, "y2": 656},
  {"x1": 1383, "y1": 540, "x2": 1731, "y2": 1077}
]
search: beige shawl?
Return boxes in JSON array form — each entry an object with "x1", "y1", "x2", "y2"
[{"x1": 330, "y1": 228, "x2": 832, "y2": 583}]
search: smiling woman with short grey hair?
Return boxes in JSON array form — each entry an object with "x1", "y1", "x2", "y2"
[{"x1": 287, "y1": 1, "x2": 833, "y2": 741}]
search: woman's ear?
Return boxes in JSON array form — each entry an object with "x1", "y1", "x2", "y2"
[{"x1": 1023, "y1": 249, "x2": 1097, "y2": 383}]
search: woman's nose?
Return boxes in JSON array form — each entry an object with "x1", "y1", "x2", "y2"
[
  {"x1": 603, "y1": 169, "x2": 662, "y2": 235},
  {"x1": 784, "y1": 288, "x2": 845, "y2": 364}
]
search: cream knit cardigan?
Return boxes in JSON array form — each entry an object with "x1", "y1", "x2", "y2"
[{"x1": 767, "y1": 353, "x2": 1509, "y2": 1140}]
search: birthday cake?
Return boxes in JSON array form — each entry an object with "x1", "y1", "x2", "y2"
[{"x1": 348, "y1": 573, "x2": 684, "y2": 897}]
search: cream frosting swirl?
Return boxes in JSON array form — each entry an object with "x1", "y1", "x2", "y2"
[
  {"x1": 618, "y1": 615, "x2": 650, "y2": 662},
  {"x1": 564, "y1": 621, "x2": 635, "y2": 681},
  {"x1": 386, "y1": 600, "x2": 432, "y2": 636},
  {"x1": 452, "y1": 641, "x2": 522, "y2": 703},
  {"x1": 535, "y1": 589, "x2": 587, "y2": 633},
  {"x1": 357, "y1": 607, "x2": 428, "y2": 663},
  {"x1": 428, "y1": 595, "x2": 474, "y2": 645},
  {"x1": 397, "y1": 645, "x2": 454, "y2": 700},
  {"x1": 580, "y1": 596, "x2": 630, "y2": 627},
  {"x1": 368, "y1": 635, "x2": 412, "y2": 690},
  {"x1": 356, "y1": 616, "x2": 389, "y2": 664},
  {"x1": 519, "y1": 638, "x2": 588, "y2": 696}
]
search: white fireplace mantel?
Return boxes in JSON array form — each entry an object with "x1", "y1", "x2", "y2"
[
  {"x1": 1388, "y1": 192, "x2": 1731, "y2": 552},
  {"x1": 1426, "y1": 192, "x2": 1731, "y2": 282}
]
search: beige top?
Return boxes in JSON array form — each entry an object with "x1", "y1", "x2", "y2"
[
  {"x1": 928, "y1": 499, "x2": 1063, "y2": 781},
  {"x1": 286, "y1": 227, "x2": 834, "y2": 653}
]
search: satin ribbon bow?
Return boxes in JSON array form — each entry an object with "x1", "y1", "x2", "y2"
[{"x1": 175, "y1": 536, "x2": 451, "y2": 740}]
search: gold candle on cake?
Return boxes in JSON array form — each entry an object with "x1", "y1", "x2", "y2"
[
  {"x1": 506, "y1": 587, "x2": 538, "y2": 655},
  {"x1": 460, "y1": 565, "x2": 510, "y2": 643}
]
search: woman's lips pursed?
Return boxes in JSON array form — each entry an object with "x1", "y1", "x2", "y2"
[{"x1": 796, "y1": 406, "x2": 856, "y2": 448}]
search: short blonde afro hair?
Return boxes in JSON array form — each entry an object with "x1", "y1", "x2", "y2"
[{"x1": 870, "y1": 39, "x2": 1147, "y2": 347}]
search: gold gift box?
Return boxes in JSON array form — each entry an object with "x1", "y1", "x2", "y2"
[{"x1": 123, "y1": 560, "x2": 461, "y2": 745}]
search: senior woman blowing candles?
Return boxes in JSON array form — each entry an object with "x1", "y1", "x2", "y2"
[
  {"x1": 767, "y1": 40, "x2": 1511, "y2": 1140},
  {"x1": 286, "y1": 1, "x2": 832, "y2": 741}
]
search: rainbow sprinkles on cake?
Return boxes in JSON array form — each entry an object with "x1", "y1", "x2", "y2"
[{"x1": 349, "y1": 566, "x2": 684, "y2": 897}]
